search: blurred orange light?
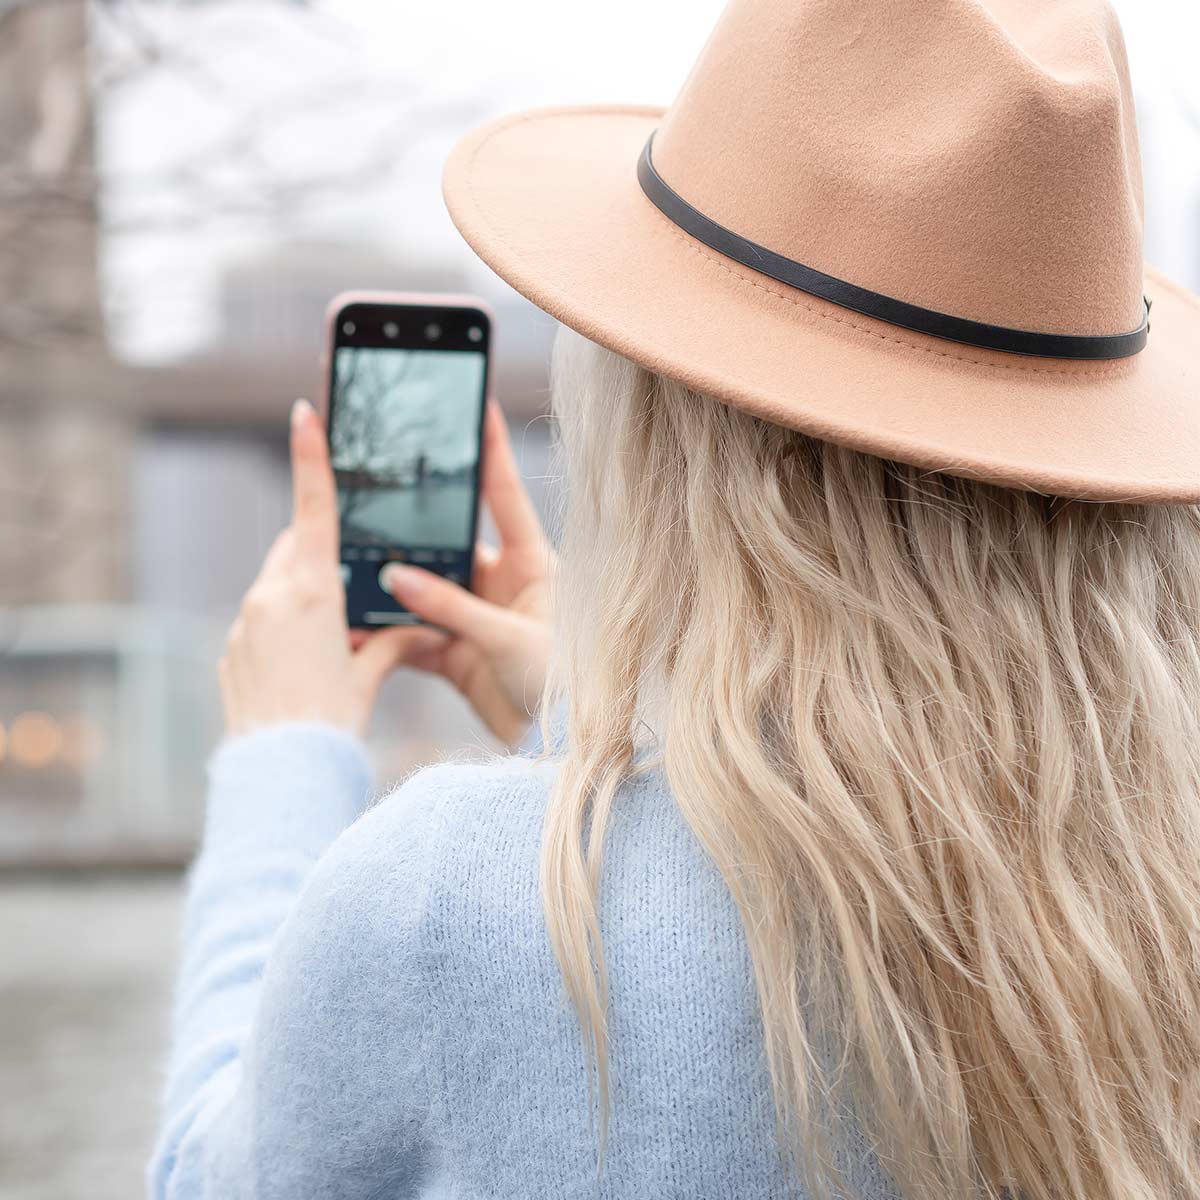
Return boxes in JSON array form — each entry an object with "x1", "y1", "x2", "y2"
[
  {"x1": 10, "y1": 711, "x2": 63, "y2": 769},
  {"x1": 0, "y1": 721, "x2": 6, "y2": 764},
  {"x1": 59, "y1": 716, "x2": 103, "y2": 772}
]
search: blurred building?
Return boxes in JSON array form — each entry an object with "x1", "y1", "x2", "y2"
[
  {"x1": 0, "y1": 607, "x2": 219, "y2": 865},
  {"x1": 2, "y1": 230, "x2": 557, "y2": 865},
  {"x1": 3, "y1": 0, "x2": 1196, "y2": 867},
  {"x1": 0, "y1": 3, "x2": 557, "y2": 864}
]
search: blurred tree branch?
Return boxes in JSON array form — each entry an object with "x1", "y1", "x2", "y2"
[
  {"x1": 0, "y1": 0, "x2": 101, "y2": 350},
  {"x1": 0, "y1": 0, "x2": 465, "y2": 350},
  {"x1": 0, "y1": 0, "x2": 476, "y2": 603}
]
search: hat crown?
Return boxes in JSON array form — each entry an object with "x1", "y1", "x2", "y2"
[{"x1": 652, "y1": 0, "x2": 1145, "y2": 337}]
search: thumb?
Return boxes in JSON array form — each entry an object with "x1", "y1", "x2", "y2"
[{"x1": 383, "y1": 563, "x2": 524, "y2": 653}]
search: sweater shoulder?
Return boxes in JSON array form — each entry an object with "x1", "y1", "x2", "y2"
[
  {"x1": 317, "y1": 752, "x2": 556, "y2": 910},
  {"x1": 367, "y1": 752, "x2": 556, "y2": 843},
  {"x1": 267, "y1": 754, "x2": 554, "y2": 1041}
]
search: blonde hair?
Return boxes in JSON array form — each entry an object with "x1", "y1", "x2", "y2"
[{"x1": 538, "y1": 326, "x2": 1200, "y2": 1200}]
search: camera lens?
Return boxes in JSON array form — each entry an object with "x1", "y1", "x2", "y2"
[
  {"x1": 383, "y1": 321, "x2": 399, "y2": 338},
  {"x1": 467, "y1": 325, "x2": 483, "y2": 343},
  {"x1": 425, "y1": 323, "x2": 442, "y2": 340},
  {"x1": 342, "y1": 320, "x2": 356, "y2": 335}
]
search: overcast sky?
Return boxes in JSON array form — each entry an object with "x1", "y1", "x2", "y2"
[
  {"x1": 95, "y1": 0, "x2": 725, "y2": 362},
  {"x1": 94, "y1": 0, "x2": 1200, "y2": 364}
]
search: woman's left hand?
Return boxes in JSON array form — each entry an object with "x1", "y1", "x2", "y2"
[{"x1": 218, "y1": 399, "x2": 416, "y2": 738}]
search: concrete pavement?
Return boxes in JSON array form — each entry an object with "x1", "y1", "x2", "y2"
[{"x1": 1, "y1": 872, "x2": 181, "y2": 1200}]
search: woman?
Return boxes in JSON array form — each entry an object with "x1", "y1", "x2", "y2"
[{"x1": 150, "y1": 2, "x2": 1200, "y2": 1199}]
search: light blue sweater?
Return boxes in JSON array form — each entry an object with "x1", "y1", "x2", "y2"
[{"x1": 149, "y1": 722, "x2": 894, "y2": 1199}]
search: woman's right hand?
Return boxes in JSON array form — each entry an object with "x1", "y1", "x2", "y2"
[{"x1": 378, "y1": 400, "x2": 554, "y2": 748}]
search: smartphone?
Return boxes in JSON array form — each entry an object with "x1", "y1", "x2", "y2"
[{"x1": 323, "y1": 292, "x2": 491, "y2": 628}]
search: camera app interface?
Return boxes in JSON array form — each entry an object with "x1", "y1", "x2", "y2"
[{"x1": 330, "y1": 345, "x2": 485, "y2": 625}]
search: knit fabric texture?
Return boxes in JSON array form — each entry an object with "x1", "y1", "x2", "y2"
[{"x1": 147, "y1": 721, "x2": 895, "y2": 1199}]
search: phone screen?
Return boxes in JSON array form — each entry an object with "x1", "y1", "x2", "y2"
[{"x1": 327, "y1": 301, "x2": 489, "y2": 627}]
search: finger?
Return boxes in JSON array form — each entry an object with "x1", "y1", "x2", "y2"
[
  {"x1": 472, "y1": 541, "x2": 503, "y2": 597},
  {"x1": 289, "y1": 398, "x2": 339, "y2": 557},
  {"x1": 351, "y1": 624, "x2": 446, "y2": 663},
  {"x1": 252, "y1": 527, "x2": 296, "y2": 587},
  {"x1": 440, "y1": 639, "x2": 530, "y2": 747},
  {"x1": 482, "y1": 400, "x2": 546, "y2": 551},
  {"x1": 351, "y1": 626, "x2": 448, "y2": 696},
  {"x1": 221, "y1": 644, "x2": 254, "y2": 734},
  {"x1": 396, "y1": 628, "x2": 453, "y2": 674},
  {"x1": 439, "y1": 636, "x2": 496, "y2": 702},
  {"x1": 383, "y1": 563, "x2": 526, "y2": 653},
  {"x1": 218, "y1": 656, "x2": 240, "y2": 733}
]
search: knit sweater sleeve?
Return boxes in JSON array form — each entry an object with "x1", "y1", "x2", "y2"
[{"x1": 147, "y1": 722, "x2": 445, "y2": 1199}]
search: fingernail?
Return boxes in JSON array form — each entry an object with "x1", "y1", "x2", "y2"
[
  {"x1": 383, "y1": 563, "x2": 425, "y2": 597},
  {"x1": 291, "y1": 398, "x2": 313, "y2": 427}
]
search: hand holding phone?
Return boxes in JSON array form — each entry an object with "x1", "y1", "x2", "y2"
[
  {"x1": 376, "y1": 398, "x2": 555, "y2": 747},
  {"x1": 219, "y1": 400, "x2": 418, "y2": 738},
  {"x1": 325, "y1": 291, "x2": 554, "y2": 745}
]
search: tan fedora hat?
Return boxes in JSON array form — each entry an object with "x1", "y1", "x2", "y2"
[{"x1": 443, "y1": 0, "x2": 1200, "y2": 503}]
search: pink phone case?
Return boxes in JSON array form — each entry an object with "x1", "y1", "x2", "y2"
[
  {"x1": 322, "y1": 290, "x2": 496, "y2": 625},
  {"x1": 320, "y1": 290, "x2": 496, "y2": 416}
]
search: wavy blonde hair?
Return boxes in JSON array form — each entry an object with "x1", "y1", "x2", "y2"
[{"x1": 538, "y1": 326, "x2": 1200, "y2": 1200}]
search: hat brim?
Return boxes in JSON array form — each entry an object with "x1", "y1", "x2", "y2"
[{"x1": 444, "y1": 105, "x2": 1200, "y2": 503}]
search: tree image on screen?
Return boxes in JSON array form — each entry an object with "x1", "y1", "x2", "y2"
[{"x1": 330, "y1": 347, "x2": 483, "y2": 549}]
